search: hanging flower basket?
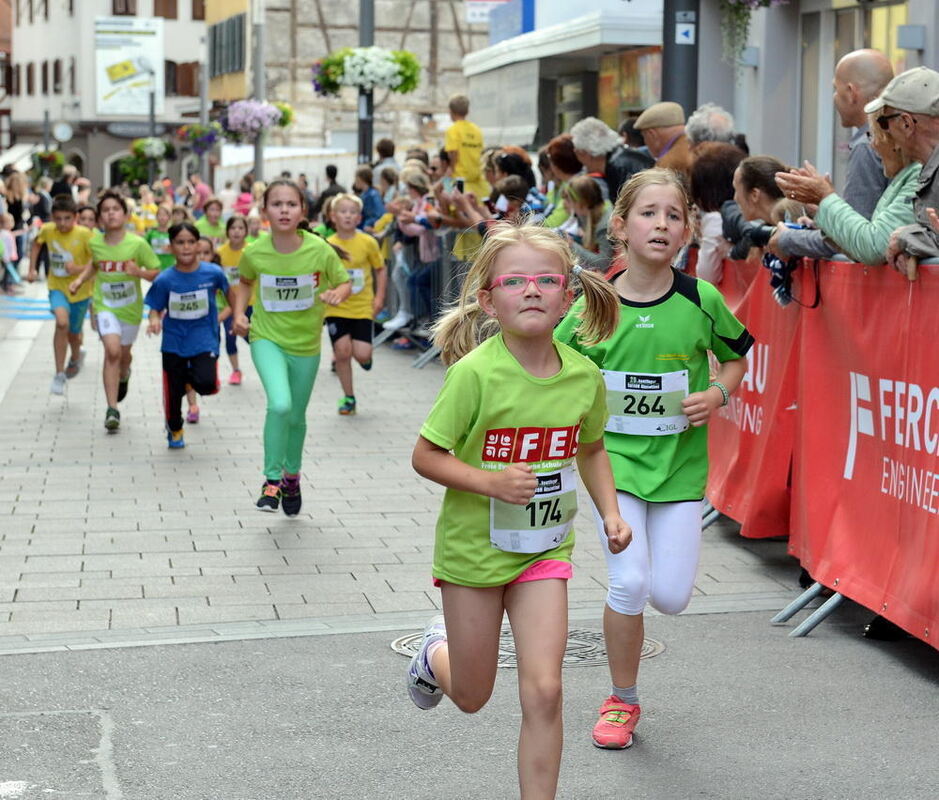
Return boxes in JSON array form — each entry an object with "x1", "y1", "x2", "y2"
[
  {"x1": 177, "y1": 122, "x2": 223, "y2": 155},
  {"x1": 720, "y1": 0, "x2": 789, "y2": 65},
  {"x1": 273, "y1": 101, "x2": 295, "y2": 128},
  {"x1": 220, "y1": 99, "x2": 282, "y2": 142},
  {"x1": 34, "y1": 150, "x2": 65, "y2": 173},
  {"x1": 311, "y1": 46, "x2": 420, "y2": 97},
  {"x1": 131, "y1": 137, "x2": 174, "y2": 160}
]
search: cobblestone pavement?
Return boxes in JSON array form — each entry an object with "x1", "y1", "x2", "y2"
[{"x1": 0, "y1": 285, "x2": 799, "y2": 654}]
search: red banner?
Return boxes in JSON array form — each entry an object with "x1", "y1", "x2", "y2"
[
  {"x1": 790, "y1": 261, "x2": 939, "y2": 644},
  {"x1": 706, "y1": 261, "x2": 800, "y2": 538}
]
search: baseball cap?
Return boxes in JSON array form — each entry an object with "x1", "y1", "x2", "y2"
[
  {"x1": 863, "y1": 66, "x2": 939, "y2": 116},
  {"x1": 634, "y1": 102, "x2": 686, "y2": 130}
]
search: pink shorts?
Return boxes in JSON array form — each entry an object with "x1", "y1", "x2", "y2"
[{"x1": 433, "y1": 559, "x2": 572, "y2": 588}]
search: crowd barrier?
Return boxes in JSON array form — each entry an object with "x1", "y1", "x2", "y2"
[{"x1": 707, "y1": 256, "x2": 939, "y2": 649}]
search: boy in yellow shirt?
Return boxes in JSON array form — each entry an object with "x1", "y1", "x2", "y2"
[
  {"x1": 326, "y1": 194, "x2": 386, "y2": 415},
  {"x1": 28, "y1": 195, "x2": 93, "y2": 394}
]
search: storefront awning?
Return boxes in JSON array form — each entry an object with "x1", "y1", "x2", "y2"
[
  {"x1": 462, "y1": 8, "x2": 662, "y2": 77},
  {"x1": 0, "y1": 143, "x2": 42, "y2": 173}
]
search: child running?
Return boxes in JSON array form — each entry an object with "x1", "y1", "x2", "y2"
[
  {"x1": 407, "y1": 222, "x2": 631, "y2": 800},
  {"x1": 554, "y1": 168, "x2": 753, "y2": 750},
  {"x1": 27, "y1": 195, "x2": 93, "y2": 393},
  {"x1": 77, "y1": 205, "x2": 98, "y2": 231},
  {"x1": 217, "y1": 214, "x2": 249, "y2": 385},
  {"x1": 145, "y1": 205, "x2": 175, "y2": 271},
  {"x1": 145, "y1": 222, "x2": 232, "y2": 449},
  {"x1": 325, "y1": 193, "x2": 386, "y2": 415},
  {"x1": 69, "y1": 191, "x2": 161, "y2": 432},
  {"x1": 195, "y1": 196, "x2": 226, "y2": 246},
  {"x1": 231, "y1": 178, "x2": 351, "y2": 516}
]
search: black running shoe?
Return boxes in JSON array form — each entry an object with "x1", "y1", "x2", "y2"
[
  {"x1": 256, "y1": 481, "x2": 281, "y2": 512},
  {"x1": 360, "y1": 359, "x2": 373, "y2": 371},
  {"x1": 281, "y1": 478, "x2": 302, "y2": 517},
  {"x1": 117, "y1": 370, "x2": 131, "y2": 402}
]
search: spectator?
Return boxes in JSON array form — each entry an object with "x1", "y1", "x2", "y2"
[
  {"x1": 429, "y1": 149, "x2": 451, "y2": 184},
  {"x1": 571, "y1": 116, "x2": 654, "y2": 202},
  {"x1": 3, "y1": 171, "x2": 30, "y2": 272},
  {"x1": 218, "y1": 180, "x2": 238, "y2": 217},
  {"x1": 233, "y1": 175, "x2": 254, "y2": 216},
  {"x1": 873, "y1": 66, "x2": 939, "y2": 279},
  {"x1": 685, "y1": 103, "x2": 736, "y2": 148},
  {"x1": 352, "y1": 165, "x2": 385, "y2": 231},
  {"x1": 375, "y1": 138, "x2": 401, "y2": 170},
  {"x1": 725, "y1": 155, "x2": 788, "y2": 259},
  {"x1": 619, "y1": 117, "x2": 652, "y2": 159},
  {"x1": 690, "y1": 142, "x2": 746, "y2": 283},
  {"x1": 543, "y1": 134, "x2": 582, "y2": 228},
  {"x1": 770, "y1": 48, "x2": 893, "y2": 259},
  {"x1": 33, "y1": 176, "x2": 54, "y2": 223},
  {"x1": 378, "y1": 166, "x2": 398, "y2": 205},
  {"x1": 50, "y1": 164, "x2": 79, "y2": 200},
  {"x1": 395, "y1": 171, "x2": 441, "y2": 331},
  {"x1": 634, "y1": 101, "x2": 693, "y2": 179},
  {"x1": 561, "y1": 174, "x2": 614, "y2": 272},
  {"x1": 444, "y1": 94, "x2": 488, "y2": 198},
  {"x1": 310, "y1": 164, "x2": 346, "y2": 221},
  {"x1": 187, "y1": 172, "x2": 212, "y2": 218},
  {"x1": 776, "y1": 111, "x2": 919, "y2": 266}
]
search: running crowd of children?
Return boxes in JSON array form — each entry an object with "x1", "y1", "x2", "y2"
[{"x1": 16, "y1": 93, "x2": 767, "y2": 799}]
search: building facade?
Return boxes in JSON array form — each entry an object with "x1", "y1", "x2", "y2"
[
  {"x1": 207, "y1": 0, "x2": 488, "y2": 153},
  {"x1": 8, "y1": 0, "x2": 207, "y2": 188},
  {"x1": 462, "y1": 0, "x2": 936, "y2": 194}
]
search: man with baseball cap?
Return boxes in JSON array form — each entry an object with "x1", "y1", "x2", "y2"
[
  {"x1": 871, "y1": 66, "x2": 939, "y2": 278},
  {"x1": 634, "y1": 101, "x2": 692, "y2": 177}
]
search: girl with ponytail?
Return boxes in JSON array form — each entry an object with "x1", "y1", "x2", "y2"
[{"x1": 405, "y1": 220, "x2": 631, "y2": 798}]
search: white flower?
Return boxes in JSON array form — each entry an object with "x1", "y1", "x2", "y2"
[{"x1": 339, "y1": 47, "x2": 403, "y2": 91}]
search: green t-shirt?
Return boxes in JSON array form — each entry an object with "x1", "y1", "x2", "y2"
[
  {"x1": 89, "y1": 231, "x2": 161, "y2": 324},
  {"x1": 419, "y1": 333, "x2": 608, "y2": 588},
  {"x1": 195, "y1": 216, "x2": 226, "y2": 243},
  {"x1": 238, "y1": 230, "x2": 350, "y2": 356},
  {"x1": 145, "y1": 228, "x2": 175, "y2": 270},
  {"x1": 555, "y1": 269, "x2": 753, "y2": 502}
]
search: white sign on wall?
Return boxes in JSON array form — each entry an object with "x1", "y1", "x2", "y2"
[
  {"x1": 95, "y1": 16, "x2": 165, "y2": 116},
  {"x1": 465, "y1": 0, "x2": 512, "y2": 24}
]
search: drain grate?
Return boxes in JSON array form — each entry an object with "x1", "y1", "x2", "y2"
[{"x1": 391, "y1": 627, "x2": 664, "y2": 668}]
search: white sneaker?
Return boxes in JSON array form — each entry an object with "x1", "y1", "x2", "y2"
[
  {"x1": 406, "y1": 615, "x2": 447, "y2": 710},
  {"x1": 383, "y1": 310, "x2": 412, "y2": 330},
  {"x1": 50, "y1": 372, "x2": 67, "y2": 395}
]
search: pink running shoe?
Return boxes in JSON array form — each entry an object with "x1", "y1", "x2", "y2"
[
  {"x1": 592, "y1": 696, "x2": 641, "y2": 749},
  {"x1": 228, "y1": 369, "x2": 243, "y2": 386},
  {"x1": 186, "y1": 405, "x2": 200, "y2": 424}
]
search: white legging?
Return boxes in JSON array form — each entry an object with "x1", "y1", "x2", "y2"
[{"x1": 593, "y1": 492, "x2": 703, "y2": 616}]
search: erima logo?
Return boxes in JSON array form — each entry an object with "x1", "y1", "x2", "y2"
[{"x1": 635, "y1": 314, "x2": 654, "y2": 329}]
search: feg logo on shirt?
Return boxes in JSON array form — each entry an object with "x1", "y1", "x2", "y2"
[
  {"x1": 482, "y1": 425, "x2": 581, "y2": 464},
  {"x1": 97, "y1": 260, "x2": 132, "y2": 273}
]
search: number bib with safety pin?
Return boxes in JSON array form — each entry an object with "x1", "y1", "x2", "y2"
[
  {"x1": 347, "y1": 268, "x2": 365, "y2": 295},
  {"x1": 226, "y1": 266, "x2": 241, "y2": 285},
  {"x1": 603, "y1": 369, "x2": 689, "y2": 436},
  {"x1": 168, "y1": 289, "x2": 209, "y2": 320},
  {"x1": 101, "y1": 280, "x2": 137, "y2": 309},
  {"x1": 489, "y1": 466, "x2": 578, "y2": 553},
  {"x1": 259, "y1": 273, "x2": 316, "y2": 312}
]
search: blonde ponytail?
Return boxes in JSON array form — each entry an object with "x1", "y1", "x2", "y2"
[{"x1": 569, "y1": 265, "x2": 620, "y2": 347}]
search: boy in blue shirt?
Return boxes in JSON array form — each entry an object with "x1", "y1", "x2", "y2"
[{"x1": 145, "y1": 222, "x2": 234, "y2": 448}]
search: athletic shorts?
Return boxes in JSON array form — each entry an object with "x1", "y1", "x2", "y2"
[
  {"x1": 96, "y1": 310, "x2": 140, "y2": 346},
  {"x1": 325, "y1": 316, "x2": 373, "y2": 345},
  {"x1": 49, "y1": 290, "x2": 90, "y2": 335},
  {"x1": 432, "y1": 559, "x2": 572, "y2": 588}
]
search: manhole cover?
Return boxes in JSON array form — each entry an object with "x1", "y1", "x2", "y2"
[{"x1": 391, "y1": 627, "x2": 664, "y2": 668}]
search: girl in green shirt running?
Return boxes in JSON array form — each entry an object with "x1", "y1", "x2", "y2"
[
  {"x1": 407, "y1": 222, "x2": 632, "y2": 799},
  {"x1": 231, "y1": 179, "x2": 351, "y2": 516}
]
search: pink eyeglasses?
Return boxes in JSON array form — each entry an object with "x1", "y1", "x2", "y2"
[{"x1": 487, "y1": 273, "x2": 567, "y2": 293}]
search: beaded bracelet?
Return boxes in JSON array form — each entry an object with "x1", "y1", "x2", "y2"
[{"x1": 709, "y1": 380, "x2": 730, "y2": 407}]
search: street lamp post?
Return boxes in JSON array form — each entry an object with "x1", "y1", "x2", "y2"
[
  {"x1": 253, "y1": 0, "x2": 265, "y2": 182},
  {"x1": 357, "y1": 0, "x2": 374, "y2": 164},
  {"x1": 148, "y1": 68, "x2": 157, "y2": 185}
]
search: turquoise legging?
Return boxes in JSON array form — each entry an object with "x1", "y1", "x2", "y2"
[{"x1": 250, "y1": 338, "x2": 321, "y2": 480}]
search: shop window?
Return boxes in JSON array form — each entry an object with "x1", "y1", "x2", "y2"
[{"x1": 154, "y1": 0, "x2": 177, "y2": 19}]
